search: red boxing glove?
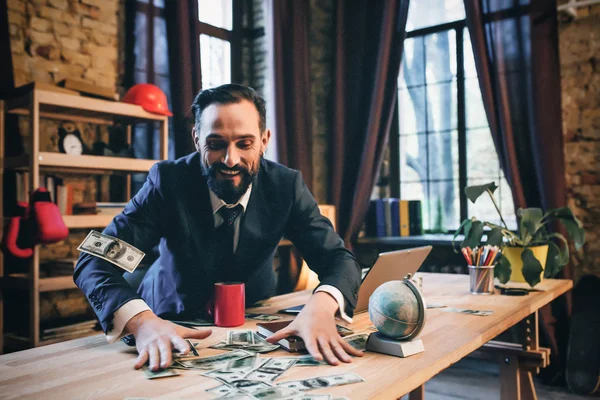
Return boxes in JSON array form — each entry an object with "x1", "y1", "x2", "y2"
[
  {"x1": 33, "y1": 200, "x2": 68, "y2": 244},
  {"x1": 2, "y1": 202, "x2": 34, "y2": 259}
]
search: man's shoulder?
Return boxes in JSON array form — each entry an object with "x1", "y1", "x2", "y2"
[
  {"x1": 152, "y1": 153, "x2": 201, "y2": 176},
  {"x1": 260, "y1": 158, "x2": 300, "y2": 182}
]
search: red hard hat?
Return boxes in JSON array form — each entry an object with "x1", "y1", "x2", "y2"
[{"x1": 122, "y1": 83, "x2": 173, "y2": 116}]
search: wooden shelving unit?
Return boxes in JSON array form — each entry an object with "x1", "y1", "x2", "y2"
[{"x1": 0, "y1": 83, "x2": 169, "y2": 352}]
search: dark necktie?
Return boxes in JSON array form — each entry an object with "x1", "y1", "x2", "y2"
[{"x1": 214, "y1": 205, "x2": 243, "y2": 279}]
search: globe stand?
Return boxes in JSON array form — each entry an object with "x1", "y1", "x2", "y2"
[
  {"x1": 367, "y1": 275, "x2": 427, "y2": 358},
  {"x1": 366, "y1": 332, "x2": 424, "y2": 357}
]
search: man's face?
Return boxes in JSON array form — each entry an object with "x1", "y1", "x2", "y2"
[{"x1": 193, "y1": 100, "x2": 270, "y2": 204}]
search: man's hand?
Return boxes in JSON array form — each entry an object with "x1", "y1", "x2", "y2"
[
  {"x1": 126, "y1": 310, "x2": 212, "y2": 371},
  {"x1": 265, "y1": 292, "x2": 363, "y2": 365}
]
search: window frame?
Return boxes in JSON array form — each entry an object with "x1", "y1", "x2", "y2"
[{"x1": 390, "y1": 19, "x2": 470, "y2": 232}]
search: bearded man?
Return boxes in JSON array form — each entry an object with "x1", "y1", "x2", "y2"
[{"x1": 75, "y1": 84, "x2": 362, "y2": 371}]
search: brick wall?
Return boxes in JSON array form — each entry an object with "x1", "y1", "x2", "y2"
[
  {"x1": 7, "y1": 0, "x2": 119, "y2": 89},
  {"x1": 559, "y1": 4, "x2": 600, "y2": 280},
  {"x1": 5, "y1": 0, "x2": 121, "y2": 326}
]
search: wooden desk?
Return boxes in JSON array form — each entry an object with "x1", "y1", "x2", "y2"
[{"x1": 0, "y1": 273, "x2": 571, "y2": 400}]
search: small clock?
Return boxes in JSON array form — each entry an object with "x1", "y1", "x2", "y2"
[{"x1": 58, "y1": 125, "x2": 87, "y2": 156}]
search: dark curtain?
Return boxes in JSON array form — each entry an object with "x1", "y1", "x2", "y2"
[
  {"x1": 330, "y1": 0, "x2": 410, "y2": 245},
  {"x1": 465, "y1": 0, "x2": 569, "y2": 383},
  {"x1": 165, "y1": 0, "x2": 202, "y2": 158},
  {"x1": 269, "y1": 0, "x2": 313, "y2": 191}
]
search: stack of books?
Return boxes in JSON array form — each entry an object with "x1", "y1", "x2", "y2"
[{"x1": 365, "y1": 199, "x2": 423, "y2": 237}]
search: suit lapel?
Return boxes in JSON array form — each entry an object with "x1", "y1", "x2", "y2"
[{"x1": 186, "y1": 156, "x2": 217, "y2": 263}]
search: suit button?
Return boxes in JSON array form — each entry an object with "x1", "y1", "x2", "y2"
[{"x1": 353, "y1": 292, "x2": 358, "y2": 300}]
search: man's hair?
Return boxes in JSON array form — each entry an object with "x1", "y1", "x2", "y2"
[{"x1": 191, "y1": 83, "x2": 267, "y2": 133}]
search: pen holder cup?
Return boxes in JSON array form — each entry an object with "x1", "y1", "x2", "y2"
[{"x1": 468, "y1": 265, "x2": 495, "y2": 295}]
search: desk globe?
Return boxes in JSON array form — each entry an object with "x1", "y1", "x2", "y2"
[{"x1": 368, "y1": 275, "x2": 426, "y2": 340}]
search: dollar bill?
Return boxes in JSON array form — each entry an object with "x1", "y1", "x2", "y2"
[
  {"x1": 277, "y1": 372, "x2": 365, "y2": 391},
  {"x1": 442, "y1": 307, "x2": 494, "y2": 316},
  {"x1": 206, "y1": 384, "x2": 239, "y2": 397},
  {"x1": 335, "y1": 324, "x2": 354, "y2": 337},
  {"x1": 173, "y1": 339, "x2": 199, "y2": 359},
  {"x1": 246, "y1": 313, "x2": 282, "y2": 322},
  {"x1": 202, "y1": 368, "x2": 248, "y2": 383},
  {"x1": 171, "y1": 318, "x2": 214, "y2": 327},
  {"x1": 245, "y1": 358, "x2": 297, "y2": 382},
  {"x1": 301, "y1": 395, "x2": 332, "y2": 400},
  {"x1": 225, "y1": 379, "x2": 276, "y2": 394},
  {"x1": 177, "y1": 350, "x2": 253, "y2": 370},
  {"x1": 216, "y1": 393, "x2": 255, "y2": 400},
  {"x1": 344, "y1": 333, "x2": 369, "y2": 351},
  {"x1": 77, "y1": 230, "x2": 144, "y2": 273},
  {"x1": 210, "y1": 341, "x2": 281, "y2": 354},
  {"x1": 142, "y1": 367, "x2": 180, "y2": 380},
  {"x1": 252, "y1": 387, "x2": 301, "y2": 400},
  {"x1": 227, "y1": 330, "x2": 256, "y2": 346},
  {"x1": 287, "y1": 355, "x2": 327, "y2": 367},
  {"x1": 224, "y1": 355, "x2": 260, "y2": 373}
]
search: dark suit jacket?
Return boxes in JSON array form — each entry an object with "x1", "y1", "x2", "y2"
[{"x1": 74, "y1": 153, "x2": 362, "y2": 332}]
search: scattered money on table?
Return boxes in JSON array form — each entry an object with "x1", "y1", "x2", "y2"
[
  {"x1": 287, "y1": 354, "x2": 327, "y2": 367},
  {"x1": 301, "y1": 395, "x2": 333, "y2": 400},
  {"x1": 78, "y1": 230, "x2": 144, "y2": 273},
  {"x1": 228, "y1": 330, "x2": 256, "y2": 346},
  {"x1": 177, "y1": 349, "x2": 253, "y2": 369},
  {"x1": 441, "y1": 307, "x2": 494, "y2": 316},
  {"x1": 335, "y1": 324, "x2": 354, "y2": 337},
  {"x1": 211, "y1": 332, "x2": 280, "y2": 353},
  {"x1": 246, "y1": 313, "x2": 283, "y2": 322},
  {"x1": 142, "y1": 367, "x2": 180, "y2": 380},
  {"x1": 252, "y1": 387, "x2": 301, "y2": 400},
  {"x1": 277, "y1": 372, "x2": 365, "y2": 391},
  {"x1": 245, "y1": 358, "x2": 297, "y2": 382},
  {"x1": 344, "y1": 333, "x2": 369, "y2": 351}
]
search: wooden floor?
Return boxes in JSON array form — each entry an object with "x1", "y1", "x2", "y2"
[{"x1": 401, "y1": 357, "x2": 593, "y2": 400}]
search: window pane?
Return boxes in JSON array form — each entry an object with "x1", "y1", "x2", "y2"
[
  {"x1": 406, "y1": 0, "x2": 465, "y2": 31},
  {"x1": 465, "y1": 78, "x2": 488, "y2": 129},
  {"x1": 429, "y1": 180, "x2": 460, "y2": 231},
  {"x1": 427, "y1": 81, "x2": 457, "y2": 132},
  {"x1": 399, "y1": 37, "x2": 425, "y2": 88},
  {"x1": 134, "y1": 12, "x2": 147, "y2": 70},
  {"x1": 153, "y1": 17, "x2": 169, "y2": 75},
  {"x1": 198, "y1": 0, "x2": 232, "y2": 30},
  {"x1": 200, "y1": 34, "x2": 231, "y2": 88},
  {"x1": 466, "y1": 128, "x2": 499, "y2": 180},
  {"x1": 428, "y1": 130, "x2": 458, "y2": 181},
  {"x1": 399, "y1": 134, "x2": 428, "y2": 182},
  {"x1": 399, "y1": 87, "x2": 426, "y2": 134},
  {"x1": 425, "y1": 30, "x2": 456, "y2": 85}
]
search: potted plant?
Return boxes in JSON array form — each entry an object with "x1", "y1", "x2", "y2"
[{"x1": 453, "y1": 182, "x2": 586, "y2": 287}]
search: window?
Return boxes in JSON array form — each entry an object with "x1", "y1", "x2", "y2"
[
  {"x1": 197, "y1": 0, "x2": 241, "y2": 89},
  {"x1": 393, "y1": 0, "x2": 517, "y2": 232}
]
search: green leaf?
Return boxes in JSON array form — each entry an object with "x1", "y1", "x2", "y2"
[
  {"x1": 544, "y1": 241, "x2": 564, "y2": 278},
  {"x1": 521, "y1": 247, "x2": 544, "y2": 287},
  {"x1": 547, "y1": 232, "x2": 570, "y2": 266},
  {"x1": 518, "y1": 208, "x2": 544, "y2": 245},
  {"x1": 494, "y1": 255, "x2": 511, "y2": 283},
  {"x1": 546, "y1": 207, "x2": 586, "y2": 250},
  {"x1": 453, "y1": 218, "x2": 472, "y2": 253},
  {"x1": 465, "y1": 182, "x2": 498, "y2": 203},
  {"x1": 461, "y1": 220, "x2": 484, "y2": 249},
  {"x1": 486, "y1": 226, "x2": 504, "y2": 247}
]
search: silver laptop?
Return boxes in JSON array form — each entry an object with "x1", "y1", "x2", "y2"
[{"x1": 355, "y1": 246, "x2": 432, "y2": 314}]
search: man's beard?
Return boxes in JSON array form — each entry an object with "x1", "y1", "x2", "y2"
[{"x1": 202, "y1": 161, "x2": 259, "y2": 204}]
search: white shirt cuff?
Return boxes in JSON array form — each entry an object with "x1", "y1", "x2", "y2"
[
  {"x1": 106, "y1": 299, "x2": 151, "y2": 343},
  {"x1": 315, "y1": 285, "x2": 353, "y2": 324}
]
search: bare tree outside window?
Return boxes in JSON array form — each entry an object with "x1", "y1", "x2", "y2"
[{"x1": 395, "y1": 0, "x2": 517, "y2": 232}]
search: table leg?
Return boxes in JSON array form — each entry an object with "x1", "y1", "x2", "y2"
[
  {"x1": 408, "y1": 384, "x2": 424, "y2": 400},
  {"x1": 500, "y1": 354, "x2": 538, "y2": 400}
]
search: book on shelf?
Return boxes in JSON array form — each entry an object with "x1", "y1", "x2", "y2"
[
  {"x1": 364, "y1": 198, "x2": 423, "y2": 238},
  {"x1": 15, "y1": 171, "x2": 30, "y2": 203},
  {"x1": 56, "y1": 184, "x2": 73, "y2": 215}
]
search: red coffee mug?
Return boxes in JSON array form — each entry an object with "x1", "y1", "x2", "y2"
[{"x1": 207, "y1": 282, "x2": 245, "y2": 327}]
